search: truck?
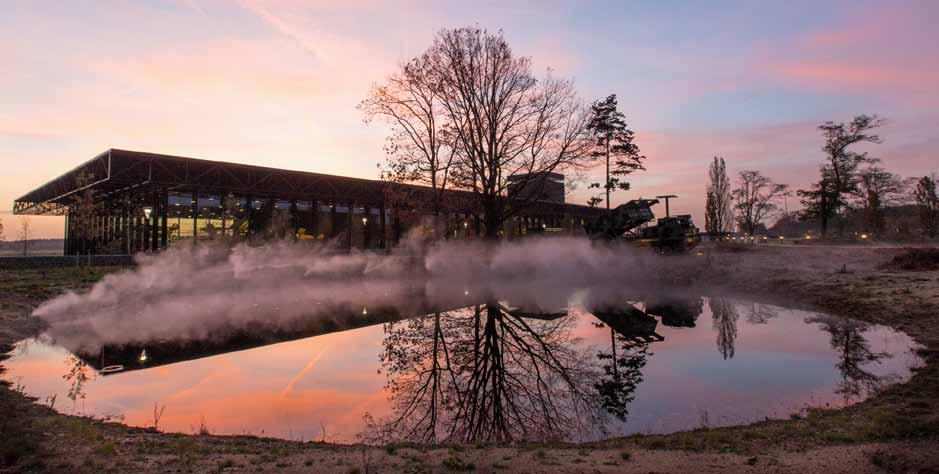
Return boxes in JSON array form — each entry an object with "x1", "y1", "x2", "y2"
[{"x1": 583, "y1": 198, "x2": 700, "y2": 252}]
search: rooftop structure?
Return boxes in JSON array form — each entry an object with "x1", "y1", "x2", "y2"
[{"x1": 14, "y1": 149, "x2": 601, "y2": 254}]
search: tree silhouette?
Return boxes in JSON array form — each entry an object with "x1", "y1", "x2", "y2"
[
  {"x1": 593, "y1": 326, "x2": 649, "y2": 421},
  {"x1": 806, "y1": 315, "x2": 891, "y2": 401},
  {"x1": 585, "y1": 94, "x2": 645, "y2": 210},
  {"x1": 732, "y1": 170, "x2": 788, "y2": 235},
  {"x1": 709, "y1": 298, "x2": 739, "y2": 360},
  {"x1": 370, "y1": 303, "x2": 604, "y2": 443},
  {"x1": 799, "y1": 115, "x2": 885, "y2": 237},
  {"x1": 705, "y1": 156, "x2": 733, "y2": 235}
]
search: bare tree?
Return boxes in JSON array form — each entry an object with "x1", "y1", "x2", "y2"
[
  {"x1": 798, "y1": 115, "x2": 885, "y2": 237},
  {"x1": 370, "y1": 304, "x2": 603, "y2": 443},
  {"x1": 704, "y1": 156, "x2": 733, "y2": 235},
  {"x1": 17, "y1": 215, "x2": 32, "y2": 256},
  {"x1": 914, "y1": 175, "x2": 939, "y2": 237},
  {"x1": 360, "y1": 52, "x2": 455, "y2": 222},
  {"x1": 853, "y1": 166, "x2": 905, "y2": 234},
  {"x1": 426, "y1": 27, "x2": 594, "y2": 239},
  {"x1": 732, "y1": 170, "x2": 788, "y2": 235}
]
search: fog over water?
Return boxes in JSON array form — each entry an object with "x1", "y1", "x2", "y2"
[{"x1": 34, "y1": 237, "x2": 676, "y2": 352}]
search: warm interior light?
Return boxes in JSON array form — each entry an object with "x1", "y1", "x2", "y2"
[
  {"x1": 138, "y1": 349, "x2": 148, "y2": 363},
  {"x1": 143, "y1": 207, "x2": 153, "y2": 219}
]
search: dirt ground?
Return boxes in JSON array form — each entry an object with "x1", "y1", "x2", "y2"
[{"x1": 2, "y1": 245, "x2": 939, "y2": 473}]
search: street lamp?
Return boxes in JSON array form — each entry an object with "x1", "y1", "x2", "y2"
[{"x1": 361, "y1": 217, "x2": 367, "y2": 225}]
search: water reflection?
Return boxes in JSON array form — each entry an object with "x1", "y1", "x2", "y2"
[
  {"x1": 372, "y1": 303, "x2": 604, "y2": 443},
  {"x1": 644, "y1": 296, "x2": 703, "y2": 328},
  {"x1": 710, "y1": 298, "x2": 738, "y2": 360},
  {"x1": 807, "y1": 315, "x2": 894, "y2": 401},
  {"x1": 5, "y1": 296, "x2": 923, "y2": 444}
]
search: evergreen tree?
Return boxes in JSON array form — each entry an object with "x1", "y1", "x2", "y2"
[
  {"x1": 798, "y1": 115, "x2": 884, "y2": 237},
  {"x1": 586, "y1": 95, "x2": 645, "y2": 209},
  {"x1": 914, "y1": 175, "x2": 939, "y2": 237}
]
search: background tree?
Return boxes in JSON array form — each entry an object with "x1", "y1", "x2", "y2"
[
  {"x1": 585, "y1": 94, "x2": 645, "y2": 210},
  {"x1": 798, "y1": 115, "x2": 885, "y2": 237},
  {"x1": 914, "y1": 175, "x2": 939, "y2": 237},
  {"x1": 360, "y1": 52, "x2": 455, "y2": 223},
  {"x1": 0, "y1": 216, "x2": 5, "y2": 243},
  {"x1": 428, "y1": 27, "x2": 594, "y2": 239},
  {"x1": 853, "y1": 166, "x2": 905, "y2": 234},
  {"x1": 710, "y1": 298, "x2": 739, "y2": 360},
  {"x1": 732, "y1": 170, "x2": 788, "y2": 235},
  {"x1": 704, "y1": 156, "x2": 733, "y2": 235},
  {"x1": 17, "y1": 216, "x2": 31, "y2": 256}
]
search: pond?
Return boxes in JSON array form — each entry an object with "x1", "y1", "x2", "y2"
[{"x1": 5, "y1": 294, "x2": 923, "y2": 444}]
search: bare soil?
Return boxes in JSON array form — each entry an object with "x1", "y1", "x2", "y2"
[{"x1": 2, "y1": 245, "x2": 939, "y2": 473}]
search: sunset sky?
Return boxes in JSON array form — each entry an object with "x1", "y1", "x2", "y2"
[{"x1": 2, "y1": 0, "x2": 937, "y2": 238}]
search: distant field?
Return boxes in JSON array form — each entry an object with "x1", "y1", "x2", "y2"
[{"x1": 0, "y1": 239, "x2": 64, "y2": 256}]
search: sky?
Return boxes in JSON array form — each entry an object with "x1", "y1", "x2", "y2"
[{"x1": 2, "y1": 0, "x2": 938, "y2": 238}]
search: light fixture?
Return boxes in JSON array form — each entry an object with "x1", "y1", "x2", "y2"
[
  {"x1": 362, "y1": 217, "x2": 368, "y2": 225},
  {"x1": 463, "y1": 222, "x2": 468, "y2": 229},
  {"x1": 139, "y1": 349, "x2": 148, "y2": 363},
  {"x1": 362, "y1": 307, "x2": 368, "y2": 315},
  {"x1": 861, "y1": 234, "x2": 868, "y2": 239},
  {"x1": 143, "y1": 207, "x2": 153, "y2": 219}
]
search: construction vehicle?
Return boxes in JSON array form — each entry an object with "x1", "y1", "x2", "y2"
[{"x1": 584, "y1": 197, "x2": 700, "y2": 252}]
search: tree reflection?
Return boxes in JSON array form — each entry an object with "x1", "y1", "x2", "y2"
[
  {"x1": 806, "y1": 315, "x2": 891, "y2": 401},
  {"x1": 593, "y1": 327, "x2": 649, "y2": 421},
  {"x1": 743, "y1": 302, "x2": 778, "y2": 325},
  {"x1": 63, "y1": 354, "x2": 93, "y2": 412},
  {"x1": 371, "y1": 303, "x2": 604, "y2": 444},
  {"x1": 710, "y1": 298, "x2": 739, "y2": 360}
]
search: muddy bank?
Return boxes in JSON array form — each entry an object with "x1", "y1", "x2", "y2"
[{"x1": 2, "y1": 246, "x2": 938, "y2": 473}]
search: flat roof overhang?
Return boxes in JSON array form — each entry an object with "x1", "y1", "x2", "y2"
[{"x1": 13, "y1": 149, "x2": 602, "y2": 218}]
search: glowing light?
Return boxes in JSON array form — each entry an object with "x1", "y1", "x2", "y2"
[
  {"x1": 361, "y1": 217, "x2": 367, "y2": 225},
  {"x1": 861, "y1": 234, "x2": 868, "y2": 239},
  {"x1": 138, "y1": 349, "x2": 148, "y2": 363},
  {"x1": 143, "y1": 207, "x2": 153, "y2": 219},
  {"x1": 362, "y1": 307, "x2": 368, "y2": 315},
  {"x1": 463, "y1": 289, "x2": 469, "y2": 295}
]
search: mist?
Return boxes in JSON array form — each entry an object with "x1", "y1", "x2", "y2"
[{"x1": 34, "y1": 236, "x2": 682, "y2": 352}]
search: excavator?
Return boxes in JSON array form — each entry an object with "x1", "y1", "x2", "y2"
[{"x1": 584, "y1": 197, "x2": 700, "y2": 252}]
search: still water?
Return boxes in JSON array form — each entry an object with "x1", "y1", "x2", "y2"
[{"x1": 6, "y1": 296, "x2": 922, "y2": 444}]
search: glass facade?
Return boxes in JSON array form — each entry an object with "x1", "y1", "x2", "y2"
[{"x1": 167, "y1": 192, "x2": 194, "y2": 245}]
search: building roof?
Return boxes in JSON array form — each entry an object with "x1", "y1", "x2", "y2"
[{"x1": 14, "y1": 149, "x2": 600, "y2": 218}]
